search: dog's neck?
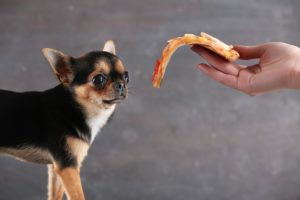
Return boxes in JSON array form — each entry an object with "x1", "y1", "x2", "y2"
[
  {"x1": 85, "y1": 105, "x2": 115, "y2": 143},
  {"x1": 71, "y1": 91, "x2": 116, "y2": 143}
]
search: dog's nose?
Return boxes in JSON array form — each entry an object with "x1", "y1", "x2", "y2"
[{"x1": 114, "y1": 82, "x2": 126, "y2": 97}]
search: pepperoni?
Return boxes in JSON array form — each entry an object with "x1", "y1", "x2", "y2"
[{"x1": 152, "y1": 59, "x2": 161, "y2": 84}]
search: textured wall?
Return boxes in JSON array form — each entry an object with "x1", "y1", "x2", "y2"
[{"x1": 0, "y1": 0, "x2": 300, "y2": 199}]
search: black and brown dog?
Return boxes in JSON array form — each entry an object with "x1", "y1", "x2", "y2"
[{"x1": 0, "y1": 41, "x2": 128, "y2": 200}]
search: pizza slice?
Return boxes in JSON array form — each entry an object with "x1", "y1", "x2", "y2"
[{"x1": 152, "y1": 32, "x2": 240, "y2": 88}]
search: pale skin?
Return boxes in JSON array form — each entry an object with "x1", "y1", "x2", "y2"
[{"x1": 191, "y1": 42, "x2": 300, "y2": 95}]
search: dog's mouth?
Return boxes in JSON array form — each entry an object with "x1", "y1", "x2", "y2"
[{"x1": 103, "y1": 98, "x2": 122, "y2": 104}]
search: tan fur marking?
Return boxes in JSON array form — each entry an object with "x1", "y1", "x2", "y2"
[
  {"x1": 77, "y1": 95, "x2": 101, "y2": 117},
  {"x1": 48, "y1": 165, "x2": 65, "y2": 200},
  {"x1": 94, "y1": 60, "x2": 110, "y2": 74},
  {"x1": 74, "y1": 84, "x2": 104, "y2": 117},
  {"x1": 54, "y1": 167, "x2": 85, "y2": 200},
  {"x1": 66, "y1": 137, "x2": 89, "y2": 168},
  {"x1": 115, "y1": 60, "x2": 125, "y2": 74},
  {"x1": 85, "y1": 63, "x2": 110, "y2": 85},
  {"x1": 74, "y1": 80, "x2": 116, "y2": 118},
  {"x1": 74, "y1": 84, "x2": 89, "y2": 99}
]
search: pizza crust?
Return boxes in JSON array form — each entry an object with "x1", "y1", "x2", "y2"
[{"x1": 152, "y1": 32, "x2": 239, "y2": 88}]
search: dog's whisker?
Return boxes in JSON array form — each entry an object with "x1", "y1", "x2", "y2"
[
  {"x1": 128, "y1": 91, "x2": 136, "y2": 96},
  {"x1": 127, "y1": 86, "x2": 140, "y2": 92}
]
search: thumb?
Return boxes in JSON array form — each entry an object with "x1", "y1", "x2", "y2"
[{"x1": 234, "y1": 44, "x2": 266, "y2": 60}]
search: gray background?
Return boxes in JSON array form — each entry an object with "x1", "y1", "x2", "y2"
[{"x1": 1, "y1": 0, "x2": 300, "y2": 199}]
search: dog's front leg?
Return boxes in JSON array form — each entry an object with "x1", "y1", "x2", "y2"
[
  {"x1": 54, "y1": 166, "x2": 85, "y2": 200},
  {"x1": 48, "y1": 165, "x2": 65, "y2": 200}
]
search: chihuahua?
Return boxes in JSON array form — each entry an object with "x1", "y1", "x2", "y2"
[{"x1": 0, "y1": 41, "x2": 128, "y2": 200}]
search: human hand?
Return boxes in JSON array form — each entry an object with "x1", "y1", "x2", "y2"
[{"x1": 191, "y1": 42, "x2": 300, "y2": 95}]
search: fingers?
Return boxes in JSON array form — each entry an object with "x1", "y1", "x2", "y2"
[
  {"x1": 197, "y1": 63, "x2": 238, "y2": 89},
  {"x1": 233, "y1": 45, "x2": 266, "y2": 60},
  {"x1": 191, "y1": 45, "x2": 240, "y2": 76},
  {"x1": 192, "y1": 44, "x2": 277, "y2": 95},
  {"x1": 197, "y1": 63, "x2": 260, "y2": 96}
]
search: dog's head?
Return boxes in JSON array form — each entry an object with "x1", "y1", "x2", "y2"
[{"x1": 42, "y1": 41, "x2": 128, "y2": 110}]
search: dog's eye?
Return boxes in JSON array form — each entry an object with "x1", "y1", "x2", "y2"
[
  {"x1": 92, "y1": 74, "x2": 107, "y2": 88},
  {"x1": 123, "y1": 71, "x2": 129, "y2": 83}
]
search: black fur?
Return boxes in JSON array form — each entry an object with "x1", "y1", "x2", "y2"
[
  {"x1": 0, "y1": 85, "x2": 89, "y2": 168},
  {"x1": 72, "y1": 51, "x2": 120, "y2": 86}
]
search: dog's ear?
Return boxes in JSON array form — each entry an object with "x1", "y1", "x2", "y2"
[
  {"x1": 42, "y1": 48, "x2": 74, "y2": 86},
  {"x1": 103, "y1": 40, "x2": 116, "y2": 55}
]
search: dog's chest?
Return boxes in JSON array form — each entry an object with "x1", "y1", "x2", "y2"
[{"x1": 86, "y1": 106, "x2": 115, "y2": 143}]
